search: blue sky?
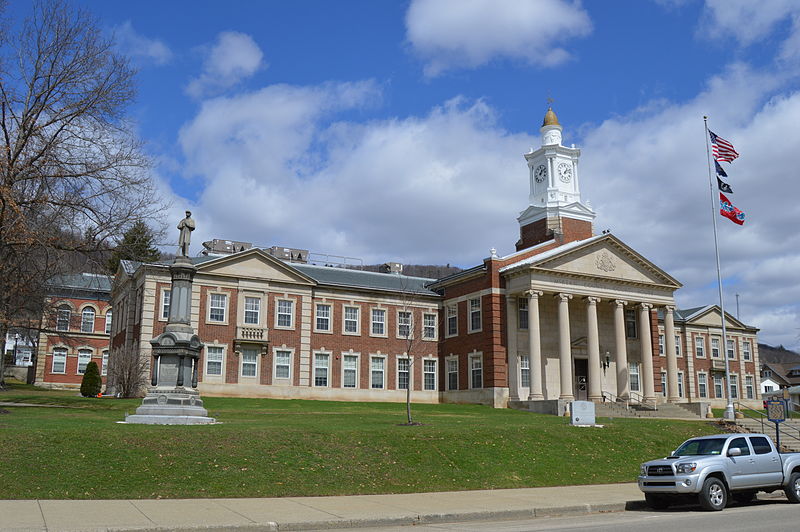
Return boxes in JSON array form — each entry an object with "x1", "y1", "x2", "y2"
[{"x1": 9, "y1": 0, "x2": 800, "y2": 349}]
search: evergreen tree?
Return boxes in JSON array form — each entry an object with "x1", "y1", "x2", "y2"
[
  {"x1": 80, "y1": 361, "x2": 102, "y2": 397},
  {"x1": 106, "y1": 221, "x2": 162, "y2": 273}
]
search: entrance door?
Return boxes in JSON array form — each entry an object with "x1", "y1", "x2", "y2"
[{"x1": 574, "y1": 358, "x2": 588, "y2": 401}]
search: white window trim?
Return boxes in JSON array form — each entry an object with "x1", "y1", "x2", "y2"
[
  {"x1": 726, "y1": 337, "x2": 736, "y2": 360},
  {"x1": 239, "y1": 347, "x2": 259, "y2": 379},
  {"x1": 56, "y1": 305, "x2": 72, "y2": 332},
  {"x1": 695, "y1": 335, "x2": 706, "y2": 358},
  {"x1": 675, "y1": 335, "x2": 682, "y2": 357},
  {"x1": 743, "y1": 340, "x2": 752, "y2": 361},
  {"x1": 422, "y1": 312, "x2": 438, "y2": 341},
  {"x1": 274, "y1": 297, "x2": 296, "y2": 330},
  {"x1": 207, "y1": 290, "x2": 229, "y2": 325},
  {"x1": 698, "y1": 372, "x2": 708, "y2": 398},
  {"x1": 272, "y1": 346, "x2": 294, "y2": 383},
  {"x1": 396, "y1": 310, "x2": 413, "y2": 340},
  {"x1": 446, "y1": 355, "x2": 459, "y2": 391},
  {"x1": 51, "y1": 346, "x2": 68, "y2": 374},
  {"x1": 314, "y1": 302, "x2": 333, "y2": 334},
  {"x1": 396, "y1": 354, "x2": 411, "y2": 391},
  {"x1": 711, "y1": 337, "x2": 721, "y2": 358},
  {"x1": 341, "y1": 350, "x2": 360, "y2": 389},
  {"x1": 658, "y1": 334, "x2": 665, "y2": 356},
  {"x1": 469, "y1": 351, "x2": 483, "y2": 389},
  {"x1": 80, "y1": 305, "x2": 97, "y2": 334},
  {"x1": 204, "y1": 344, "x2": 226, "y2": 379},
  {"x1": 370, "y1": 354, "x2": 386, "y2": 390},
  {"x1": 369, "y1": 307, "x2": 388, "y2": 338},
  {"x1": 313, "y1": 350, "x2": 331, "y2": 387},
  {"x1": 445, "y1": 305, "x2": 458, "y2": 338},
  {"x1": 104, "y1": 310, "x2": 113, "y2": 335},
  {"x1": 422, "y1": 356, "x2": 437, "y2": 391},
  {"x1": 241, "y1": 294, "x2": 263, "y2": 326},
  {"x1": 101, "y1": 350, "x2": 109, "y2": 376},
  {"x1": 468, "y1": 297, "x2": 482, "y2": 334},
  {"x1": 77, "y1": 348, "x2": 94, "y2": 375},
  {"x1": 342, "y1": 304, "x2": 361, "y2": 336},
  {"x1": 159, "y1": 287, "x2": 171, "y2": 321}
]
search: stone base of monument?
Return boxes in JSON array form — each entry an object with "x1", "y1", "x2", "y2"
[{"x1": 124, "y1": 387, "x2": 216, "y2": 425}]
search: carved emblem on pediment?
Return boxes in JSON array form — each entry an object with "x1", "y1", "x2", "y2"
[{"x1": 595, "y1": 251, "x2": 615, "y2": 272}]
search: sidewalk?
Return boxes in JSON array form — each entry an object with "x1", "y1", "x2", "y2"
[{"x1": 0, "y1": 483, "x2": 645, "y2": 532}]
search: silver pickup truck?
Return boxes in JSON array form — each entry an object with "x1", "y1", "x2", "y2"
[{"x1": 638, "y1": 433, "x2": 800, "y2": 510}]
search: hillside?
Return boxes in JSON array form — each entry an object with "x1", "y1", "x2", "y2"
[{"x1": 758, "y1": 343, "x2": 800, "y2": 364}]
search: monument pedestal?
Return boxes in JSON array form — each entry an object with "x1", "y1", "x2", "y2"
[{"x1": 125, "y1": 387, "x2": 215, "y2": 425}]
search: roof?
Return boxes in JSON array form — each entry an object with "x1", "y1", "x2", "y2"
[
  {"x1": 48, "y1": 273, "x2": 112, "y2": 293},
  {"x1": 498, "y1": 234, "x2": 606, "y2": 273},
  {"x1": 655, "y1": 304, "x2": 757, "y2": 331},
  {"x1": 292, "y1": 263, "x2": 439, "y2": 297}
]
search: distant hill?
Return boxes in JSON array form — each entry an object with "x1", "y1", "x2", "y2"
[{"x1": 758, "y1": 343, "x2": 800, "y2": 364}]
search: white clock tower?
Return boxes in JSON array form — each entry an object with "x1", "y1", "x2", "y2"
[{"x1": 516, "y1": 107, "x2": 596, "y2": 251}]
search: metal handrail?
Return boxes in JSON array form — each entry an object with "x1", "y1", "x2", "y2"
[
  {"x1": 601, "y1": 391, "x2": 629, "y2": 410},
  {"x1": 630, "y1": 391, "x2": 657, "y2": 411},
  {"x1": 734, "y1": 401, "x2": 800, "y2": 445}
]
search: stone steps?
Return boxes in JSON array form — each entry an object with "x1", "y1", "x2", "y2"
[
  {"x1": 735, "y1": 417, "x2": 800, "y2": 452},
  {"x1": 594, "y1": 401, "x2": 701, "y2": 420}
]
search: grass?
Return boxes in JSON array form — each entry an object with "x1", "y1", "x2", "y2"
[{"x1": 0, "y1": 383, "x2": 721, "y2": 500}]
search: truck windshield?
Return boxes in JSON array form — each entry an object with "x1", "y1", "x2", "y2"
[{"x1": 673, "y1": 438, "x2": 727, "y2": 456}]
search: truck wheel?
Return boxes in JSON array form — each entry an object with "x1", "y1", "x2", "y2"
[
  {"x1": 698, "y1": 477, "x2": 727, "y2": 511},
  {"x1": 645, "y1": 493, "x2": 671, "y2": 509},
  {"x1": 786, "y1": 472, "x2": 800, "y2": 503}
]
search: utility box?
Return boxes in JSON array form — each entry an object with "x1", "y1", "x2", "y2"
[{"x1": 570, "y1": 400, "x2": 596, "y2": 426}]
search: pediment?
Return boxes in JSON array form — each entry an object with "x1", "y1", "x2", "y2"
[
  {"x1": 528, "y1": 235, "x2": 681, "y2": 288},
  {"x1": 196, "y1": 249, "x2": 316, "y2": 285},
  {"x1": 685, "y1": 306, "x2": 748, "y2": 330}
]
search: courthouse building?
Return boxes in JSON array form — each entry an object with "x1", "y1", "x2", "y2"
[{"x1": 105, "y1": 107, "x2": 760, "y2": 409}]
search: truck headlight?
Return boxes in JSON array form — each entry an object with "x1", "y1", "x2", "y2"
[
  {"x1": 640, "y1": 464, "x2": 647, "y2": 476},
  {"x1": 675, "y1": 462, "x2": 697, "y2": 474}
]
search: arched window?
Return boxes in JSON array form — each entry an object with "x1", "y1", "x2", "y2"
[
  {"x1": 81, "y1": 307, "x2": 95, "y2": 333},
  {"x1": 56, "y1": 305, "x2": 71, "y2": 331},
  {"x1": 104, "y1": 310, "x2": 112, "y2": 335}
]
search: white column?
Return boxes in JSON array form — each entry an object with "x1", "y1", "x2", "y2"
[
  {"x1": 639, "y1": 303, "x2": 655, "y2": 402},
  {"x1": 664, "y1": 305, "x2": 679, "y2": 402},
  {"x1": 557, "y1": 293, "x2": 574, "y2": 400},
  {"x1": 506, "y1": 295, "x2": 520, "y2": 401},
  {"x1": 527, "y1": 290, "x2": 544, "y2": 400},
  {"x1": 612, "y1": 300, "x2": 629, "y2": 399},
  {"x1": 586, "y1": 296, "x2": 602, "y2": 402}
]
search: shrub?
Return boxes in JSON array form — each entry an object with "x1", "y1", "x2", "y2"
[{"x1": 80, "y1": 361, "x2": 102, "y2": 397}]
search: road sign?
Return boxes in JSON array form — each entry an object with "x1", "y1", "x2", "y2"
[{"x1": 767, "y1": 400, "x2": 786, "y2": 423}]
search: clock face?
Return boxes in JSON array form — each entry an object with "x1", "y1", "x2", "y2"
[
  {"x1": 557, "y1": 162, "x2": 572, "y2": 182},
  {"x1": 534, "y1": 164, "x2": 547, "y2": 183}
]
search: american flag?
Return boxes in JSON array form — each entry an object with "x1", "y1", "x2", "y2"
[{"x1": 709, "y1": 130, "x2": 739, "y2": 162}]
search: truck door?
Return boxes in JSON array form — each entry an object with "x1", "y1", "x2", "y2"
[
  {"x1": 727, "y1": 437, "x2": 756, "y2": 488},
  {"x1": 748, "y1": 435, "x2": 783, "y2": 486}
]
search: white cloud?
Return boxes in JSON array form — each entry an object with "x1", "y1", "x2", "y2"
[
  {"x1": 405, "y1": 0, "x2": 592, "y2": 76},
  {"x1": 114, "y1": 21, "x2": 172, "y2": 65},
  {"x1": 186, "y1": 32, "x2": 264, "y2": 98}
]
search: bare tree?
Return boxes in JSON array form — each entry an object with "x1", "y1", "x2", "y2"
[
  {"x1": 106, "y1": 345, "x2": 148, "y2": 398},
  {"x1": 0, "y1": 1, "x2": 162, "y2": 386}
]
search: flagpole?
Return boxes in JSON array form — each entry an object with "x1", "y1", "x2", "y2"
[{"x1": 703, "y1": 116, "x2": 735, "y2": 421}]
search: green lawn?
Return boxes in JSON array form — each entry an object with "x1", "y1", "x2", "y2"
[{"x1": 0, "y1": 384, "x2": 720, "y2": 500}]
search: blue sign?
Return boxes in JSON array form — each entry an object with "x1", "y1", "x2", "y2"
[{"x1": 767, "y1": 400, "x2": 786, "y2": 424}]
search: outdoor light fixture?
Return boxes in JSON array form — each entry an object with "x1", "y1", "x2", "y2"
[{"x1": 602, "y1": 351, "x2": 611, "y2": 374}]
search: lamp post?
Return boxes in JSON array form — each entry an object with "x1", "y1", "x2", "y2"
[{"x1": 13, "y1": 333, "x2": 20, "y2": 366}]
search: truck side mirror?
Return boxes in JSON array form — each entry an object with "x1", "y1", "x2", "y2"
[{"x1": 728, "y1": 447, "x2": 742, "y2": 457}]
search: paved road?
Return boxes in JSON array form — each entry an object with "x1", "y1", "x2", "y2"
[{"x1": 324, "y1": 496, "x2": 798, "y2": 532}]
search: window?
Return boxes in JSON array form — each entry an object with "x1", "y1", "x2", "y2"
[
  {"x1": 678, "y1": 371, "x2": 684, "y2": 397},
  {"x1": 101, "y1": 350, "x2": 109, "y2": 376},
  {"x1": 398, "y1": 311, "x2": 412, "y2": 338},
  {"x1": 423, "y1": 313, "x2": 436, "y2": 340},
  {"x1": 161, "y1": 289, "x2": 171, "y2": 319},
  {"x1": 518, "y1": 298, "x2": 528, "y2": 330},
  {"x1": 625, "y1": 309, "x2": 637, "y2": 338},
  {"x1": 104, "y1": 310, "x2": 112, "y2": 335},
  {"x1": 244, "y1": 296, "x2": 260, "y2": 325},
  {"x1": 343, "y1": 354, "x2": 358, "y2": 388},
  {"x1": 398, "y1": 358, "x2": 410, "y2": 390},
  {"x1": 344, "y1": 306, "x2": 359, "y2": 334},
  {"x1": 629, "y1": 363, "x2": 640, "y2": 392},
  {"x1": 765, "y1": 385, "x2": 774, "y2": 393},
  {"x1": 698, "y1": 373, "x2": 708, "y2": 398},
  {"x1": 714, "y1": 375, "x2": 723, "y2": 398},
  {"x1": 241, "y1": 348, "x2": 258, "y2": 377},
  {"x1": 743, "y1": 341, "x2": 752, "y2": 361},
  {"x1": 315, "y1": 304, "x2": 331, "y2": 332},
  {"x1": 206, "y1": 346, "x2": 223, "y2": 376},
  {"x1": 209, "y1": 293, "x2": 227, "y2": 322},
  {"x1": 711, "y1": 338, "x2": 720, "y2": 358},
  {"x1": 470, "y1": 354, "x2": 483, "y2": 389},
  {"x1": 423, "y1": 359, "x2": 436, "y2": 391},
  {"x1": 520, "y1": 356, "x2": 530, "y2": 388},
  {"x1": 658, "y1": 334, "x2": 664, "y2": 355},
  {"x1": 695, "y1": 336, "x2": 705, "y2": 358},
  {"x1": 52, "y1": 347, "x2": 67, "y2": 373},
  {"x1": 745, "y1": 375, "x2": 754, "y2": 399},
  {"x1": 371, "y1": 308, "x2": 386, "y2": 336},
  {"x1": 469, "y1": 298, "x2": 481, "y2": 332},
  {"x1": 730, "y1": 375, "x2": 739, "y2": 399},
  {"x1": 56, "y1": 305, "x2": 71, "y2": 331},
  {"x1": 446, "y1": 305, "x2": 458, "y2": 336},
  {"x1": 447, "y1": 358, "x2": 458, "y2": 390},
  {"x1": 275, "y1": 349, "x2": 291, "y2": 380},
  {"x1": 727, "y1": 339, "x2": 735, "y2": 360},
  {"x1": 80, "y1": 307, "x2": 95, "y2": 333},
  {"x1": 675, "y1": 335, "x2": 681, "y2": 357},
  {"x1": 370, "y1": 357, "x2": 385, "y2": 389},
  {"x1": 763, "y1": 369, "x2": 772, "y2": 377},
  {"x1": 314, "y1": 353, "x2": 329, "y2": 386},
  {"x1": 729, "y1": 437, "x2": 750, "y2": 456},
  {"x1": 661, "y1": 372, "x2": 667, "y2": 397},
  {"x1": 750, "y1": 436, "x2": 773, "y2": 455},
  {"x1": 77, "y1": 349, "x2": 92, "y2": 374},
  {"x1": 276, "y1": 299, "x2": 294, "y2": 328}
]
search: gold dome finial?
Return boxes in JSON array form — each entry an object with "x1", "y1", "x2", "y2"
[{"x1": 542, "y1": 106, "x2": 560, "y2": 127}]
